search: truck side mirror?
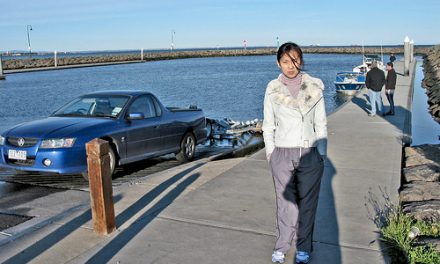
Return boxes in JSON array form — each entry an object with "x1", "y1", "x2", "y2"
[{"x1": 127, "y1": 112, "x2": 145, "y2": 120}]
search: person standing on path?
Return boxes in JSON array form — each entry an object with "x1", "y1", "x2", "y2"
[
  {"x1": 263, "y1": 42, "x2": 327, "y2": 264},
  {"x1": 384, "y1": 62, "x2": 397, "y2": 115},
  {"x1": 365, "y1": 60, "x2": 386, "y2": 116},
  {"x1": 389, "y1": 53, "x2": 396, "y2": 63}
]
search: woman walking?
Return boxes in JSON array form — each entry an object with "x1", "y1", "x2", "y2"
[{"x1": 263, "y1": 42, "x2": 327, "y2": 264}]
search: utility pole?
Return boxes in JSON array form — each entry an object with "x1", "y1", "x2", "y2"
[
  {"x1": 27, "y1": 25, "x2": 33, "y2": 58},
  {"x1": 171, "y1": 30, "x2": 175, "y2": 51}
]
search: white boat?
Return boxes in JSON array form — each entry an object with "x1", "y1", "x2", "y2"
[
  {"x1": 335, "y1": 54, "x2": 384, "y2": 95},
  {"x1": 353, "y1": 54, "x2": 385, "y2": 73},
  {"x1": 334, "y1": 72, "x2": 366, "y2": 95}
]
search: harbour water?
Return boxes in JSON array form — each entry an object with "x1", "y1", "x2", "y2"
[
  {"x1": 0, "y1": 54, "x2": 363, "y2": 133},
  {"x1": 411, "y1": 60, "x2": 440, "y2": 146}
]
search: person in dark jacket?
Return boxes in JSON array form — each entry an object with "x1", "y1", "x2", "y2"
[
  {"x1": 389, "y1": 53, "x2": 396, "y2": 63},
  {"x1": 365, "y1": 61, "x2": 385, "y2": 116},
  {"x1": 384, "y1": 62, "x2": 397, "y2": 115}
]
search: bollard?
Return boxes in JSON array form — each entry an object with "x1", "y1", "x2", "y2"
[
  {"x1": 54, "y1": 51, "x2": 58, "y2": 67},
  {"x1": 410, "y1": 40, "x2": 414, "y2": 62},
  {"x1": 86, "y1": 138, "x2": 116, "y2": 235},
  {"x1": 404, "y1": 36, "x2": 410, "y2": 76},
  {"x1": 0, "y1": 55, "x2": 5, "y2": 80},
  {"x1": 141, "y1": 48, "x2": 144, "y2": 61}
]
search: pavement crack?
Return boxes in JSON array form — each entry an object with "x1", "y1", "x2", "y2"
[
  {"x1": 157, "y1": 215, "x2": 276, "y2": 237},
  {"x1": 313, "y1": 240, "x2": 384, "y2": 253}
]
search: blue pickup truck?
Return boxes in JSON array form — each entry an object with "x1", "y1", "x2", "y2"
[{"x1": 0, "y1": 91, "x2": 207, "y2": 179}]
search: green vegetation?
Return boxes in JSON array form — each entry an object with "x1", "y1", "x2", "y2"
[{"x1": 366, "y1": 188, "x2": 440, "y2": 264}]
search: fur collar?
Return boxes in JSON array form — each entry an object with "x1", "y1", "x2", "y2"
[{"x1": 267, "y1": 73, "x2": 324, "y2": 115}]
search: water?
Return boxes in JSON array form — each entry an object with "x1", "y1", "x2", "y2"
[
  {"x1": 411, "y1": 60, "x2": 440, "y2": 146},
  {"x1": 0, "y1": 54, "x2": 363, "y2": 133}
]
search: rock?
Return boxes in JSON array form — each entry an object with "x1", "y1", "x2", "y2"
[
  {"x1": 405, "y1": 145, "x2": 440, "y2": 167},
  {"x1": 414, "y1": 236, "x2": 440, "y2": 252},
  {"x1": 403, "y1": 200, "x2": 440, "y2": 223},
  {"x1": 403, "y1": 163, "x2": 440, "y2": 182},
  {"x1": 423, "y1": 45, "x2": 440, "y2": 123},
  {"x1": 400, "y1": 181, "x2": 440, "y2": 203}
]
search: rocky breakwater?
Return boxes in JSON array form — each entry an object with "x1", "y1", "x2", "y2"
[
  {"x1": 3, "y1": 46, "x2": 432, "y2": 71},
  {"x1": 3, "y1": 49, "x2": 276, "y2": 70},
  {"x1": 422, "y1": 45, "x2": 440, "y2": 123},
  {"x1": 400, "y1": 144, "x2": 440, "y2": 249},
  {"x1": 4, "y1": 54, "x2": 143, "y2": 70}
]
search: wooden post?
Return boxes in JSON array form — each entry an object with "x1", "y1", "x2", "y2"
[
  {"x1": 0, "y1": 55, "x2": 5, "y2": 80},
  {"x1": 86, "y1": 138, "x2": 115, "y2": 235},
  {"x1": 404, "y1": 36, "x2": 410, "y2": 76}
]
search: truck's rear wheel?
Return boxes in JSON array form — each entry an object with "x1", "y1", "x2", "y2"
[
  {"x1": 176, "y1": 132, "x2": 196, "y2": 162},
  {"x1": 81, "y1": 146, "x2": 116, "y2": 181}
]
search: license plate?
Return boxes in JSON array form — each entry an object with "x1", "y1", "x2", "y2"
[{"x1": 8, "y1": 149, "x2": 27, "y2": 161}]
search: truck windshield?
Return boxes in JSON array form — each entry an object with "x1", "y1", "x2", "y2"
[{"x1": 52, "y1": 95, "x2": 130, "y2": 118}]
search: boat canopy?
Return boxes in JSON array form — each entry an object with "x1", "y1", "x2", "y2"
[{"x1": 364, "y1": 54, "x2": 382, "y2": 62}]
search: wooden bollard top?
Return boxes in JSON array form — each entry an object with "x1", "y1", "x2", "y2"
[{"x1": 86, "y1": 138, "x2": 109, "y2": 158}]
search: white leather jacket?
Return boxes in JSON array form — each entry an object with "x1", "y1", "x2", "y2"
[{"x1": 263, "y1": 73, "x2": 328, "y2": 159}]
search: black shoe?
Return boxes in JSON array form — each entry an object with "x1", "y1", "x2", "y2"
[{"x1": 385, "y1": 111, "x2": 394, "y2": 116}]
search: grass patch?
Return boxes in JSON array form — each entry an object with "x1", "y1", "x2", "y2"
[{"x1": 366, "y1": 188, "x2": 440, "y2": 264}]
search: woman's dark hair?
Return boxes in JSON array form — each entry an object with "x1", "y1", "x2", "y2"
[
  {"x1": 387, "y1": 62, "x2": 394, "y2": 67},
  {"x1": 277, "y1": 42, "x2": 304, "y2": 69}
]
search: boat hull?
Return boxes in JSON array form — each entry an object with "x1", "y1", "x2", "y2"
[{"x1": 334, "y1": 71, "x2": 366, "y2": 95}]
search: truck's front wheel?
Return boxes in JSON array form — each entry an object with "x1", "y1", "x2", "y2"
[{"x1": 176, "y1": 132, "x2": 196, "y2": 162}]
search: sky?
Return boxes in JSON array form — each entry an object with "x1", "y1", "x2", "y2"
[{"x1": 1, "y1": 0, "x2": 439, "y2": 52}]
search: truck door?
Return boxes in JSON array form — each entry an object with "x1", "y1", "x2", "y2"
[{"x1": 125, "y1": 95, "x2": 162, "y2": 160}]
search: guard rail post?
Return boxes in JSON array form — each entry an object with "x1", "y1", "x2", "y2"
[
  {"x1": 404, "y1": 36, "x2": 410, "y2": 76},
  {"x1": 86, "y1": 138, "x2": 116, "y2": 235}
]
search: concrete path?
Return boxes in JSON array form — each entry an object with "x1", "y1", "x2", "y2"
[
  {"x1": 311, "y1": 61, "x2": 415, "y2": 263},
  {"x1": 0, "y1": 61, "x2": 415, "y2": 263}
]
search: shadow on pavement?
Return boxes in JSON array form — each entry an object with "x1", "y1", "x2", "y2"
[
  {"x1": 115, "y1": 162, "x2": 205, "y2": 227},
  {"x1": 86, "y1": 169, "x2": 201, "y2": 263},
  {"x1": 351, "y1": 95, "x2": 411, "y2": 138},
  {"x1": 352, "y1": 94, "x2": 371, "y2": 115},
  {"x1": 2, "y1": 194, "x2": 122, "y2": 264},
  {"x1": 3, "y1": 162, "x2": 204, "y2": 263},
  {"x1": 313, "y1": 157, "x2": 341, "y2": 263}
]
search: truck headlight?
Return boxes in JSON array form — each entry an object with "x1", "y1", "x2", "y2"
[
  {"x1": 0, "y1": 136, "x2": 5, "y2": 146},
  {"x1": 40, "y1": 138, "x2": 76, "y2": 148}
]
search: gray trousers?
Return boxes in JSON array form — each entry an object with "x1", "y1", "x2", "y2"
[{"x1": 270, "y1": 147, "x2": 324, "y2": 253}]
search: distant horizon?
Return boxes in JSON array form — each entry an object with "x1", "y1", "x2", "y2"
[{"x1": 1, "y1": 44, "x2": 436, "y2": 54}]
